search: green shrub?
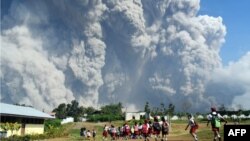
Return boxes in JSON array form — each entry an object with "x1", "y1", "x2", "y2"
[
  {"x1": 87, "y1": 114, "x2": 123, "y2": 122},
  {"x1": 44, "y1": 119, "x2": 62, "y2": 132}
]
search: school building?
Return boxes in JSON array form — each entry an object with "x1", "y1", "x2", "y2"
[
  {"x1": 125, "y1": 112, "x2": 146, "y2": 121},
  {"x1": 0, "y1": 102, "x2": 54, "y2": 138}
]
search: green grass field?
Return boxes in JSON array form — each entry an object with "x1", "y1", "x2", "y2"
[{"x1": 46, "y1": 120, "x2": 250, "y2": 141}]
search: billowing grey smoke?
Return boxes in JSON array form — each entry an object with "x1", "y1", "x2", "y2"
[
  {"x1": 1, "y1": 26, "x2": 74, "y2": 110},
  {"x1": 205, "y1": 52, "x2": 250, "y2": 110},
  {"x1": 1, "y1": 0, "x2": 249, "y2": 112}
]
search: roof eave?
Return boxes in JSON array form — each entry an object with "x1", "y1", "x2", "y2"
[{"x1": 0, "y1": 113, "x2": 54, "y2": 119}]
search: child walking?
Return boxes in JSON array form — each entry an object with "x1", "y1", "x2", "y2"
[
  {"x1": 185, "y1": 114, "x2": 198, "y2": 141},
  {"x1": 207, "y1": 107, "x2": 227, "y2": 141},
  {"x1": 92, "y1": 129, "x2": 96, "y2": 141}
]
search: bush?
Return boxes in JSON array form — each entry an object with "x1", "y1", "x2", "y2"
[
  {"x1": 0, "y1": 134, "x2": 45, "y2": 141},
  {"x1": 88, "y1": 114, "x2": 124, "y2": 122},
  {"x1": 44, "y1": 119, "x2": 62, "y2": 132}
]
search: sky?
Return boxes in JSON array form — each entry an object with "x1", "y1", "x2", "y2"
[
  {"x1": 199, "y1": 0, "x2": 250, "y2": 65},
  {"x1": 1, "y1": 0, "x2": 250, "y2": 113}
]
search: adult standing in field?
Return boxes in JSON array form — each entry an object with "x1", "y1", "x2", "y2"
[
  {"x1": 207, "y1": 107, "x2": 227, "y2": 141},
  {"x1": 185, "y1": 114, "x2": 198, "y2": 141}
]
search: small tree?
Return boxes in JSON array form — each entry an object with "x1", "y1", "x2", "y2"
[
  {"x1": 168, "y1": 103, "x2": 175, "y2": 117},
  {"x1": 101, "y1": 103, "x2": 123, "y2": 116},
  {"x1": 85, "y1": 106, "x2": 96, "y2": 115},
  {"x1": 144, "y1": 101, "x2": 151, "y2": 114},
  {"x1": 52, "y1": 103, "x2": 67, "y2": 119},
  {"x1": 68, "y1": 100, "x2": 80, "y2": 121},
  {"x1": 160, "y1": 102, "x2": 165, "y2": 116}
]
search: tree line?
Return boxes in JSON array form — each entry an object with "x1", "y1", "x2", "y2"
[
  {"x1": 52, "y1": 101, "x2": 250, "y2": 122},
  {"x1": 52, "y1": 100, "x2": 123, "y2": 122},
  {"x1": 52, "y1": 100, "x2": 177, "y2": 122}
]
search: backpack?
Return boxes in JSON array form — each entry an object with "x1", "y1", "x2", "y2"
[
  {"x1": 142, "y1": 124, "x2": 148, "y2": 134},
  {"x1": 194, "y1": 120, "x2": 199, "y2": 129},
  {"x1": 134, "y1": 125, "x2": 139, "y2": 131},
  {"x1": 92, "y1": 131, "x2": 96, "y2": 136},
  {"x1": 153, "y1": 122, "x2": 161, "y2": 131},
  {"x1": 125, "y1": 125, "x2": 130, "y2": 133},
  {"x1": 162, "y1": 122, "x2": 169, "y2": 133},
  {"x1": 211, "y1": 113, "x2": 221, "y2": 128},
  {"x1": 109, "y1": 128, "x2": 114, "y2": 133}
]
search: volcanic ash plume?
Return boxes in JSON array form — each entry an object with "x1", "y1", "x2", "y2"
[{"x1": 2, "y1": 0, "x2": 249, "y2": 111}]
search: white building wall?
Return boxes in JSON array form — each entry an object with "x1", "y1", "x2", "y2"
[
  {"x1": 25, "y1": 124, "x2": 44, "y2": 135},
  {"x1": 125, "y1": 112, "x2": 146, "y2": 121}
]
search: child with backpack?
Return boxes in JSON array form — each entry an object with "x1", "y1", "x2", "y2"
[
  {"x1": 134, "y1": 122, "x2": 139, "y2": 139},
  {"x1": 161, "y1": 117, "x2": 169, "y2": 141},
  {"x1": 138, "y1": 122, "x2": 143, "y2": 139},
  {"x1": 110, "y1": 125, "x2": 117, "y2": 141},
  {"x1": 207, "y1": 107, "x2": 227, "y2": 141},
  {"x1": 92, "y1": 129, "x2": 96, "y2": 141},
  {"x1": 185, "y1": 114, "x2": 198, "y2": 141},
  {"x1": 153, "y1": 116, "x2": 161, "y2": 140},
  {"x1": 80, "y1": 127, "x2": 86, "y2": 137},
  {"x1": 142, "y1": 119, "x2": 150, "y2": 141},
  {"x1": 102, "y1": 124, "x2": 109, "y2": 141},
  {"x1": 86, "y1": 130, "x2": 92, "y2": 138},
  {"x1": 148, "y1": 120, "x2": 153, "y2": 137},
  {"x1": 124, "y1": 122, "x2": 131, "y2": 140}
]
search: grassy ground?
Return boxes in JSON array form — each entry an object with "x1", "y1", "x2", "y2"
[{"x1": 45, "y1": 120, "x2": 250, "y2": 141}]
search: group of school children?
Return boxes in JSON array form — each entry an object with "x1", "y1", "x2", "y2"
[
  {"x1": 185, "y1": 107, "x2": 228, "y2": 141},
  {"x1": 102, "y1": 116, "x2": 170, "y2": 141},
  {"x1": 80, "y1": 127, "x2": 97, "y2": 140},
  {"x1": 99, "y1": 107, "x2": 227, "y2": 141}
]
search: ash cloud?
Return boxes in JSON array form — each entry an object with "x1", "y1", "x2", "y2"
[{"x1": 1, "y1": 0, "x2": 249, "y2": 112}]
